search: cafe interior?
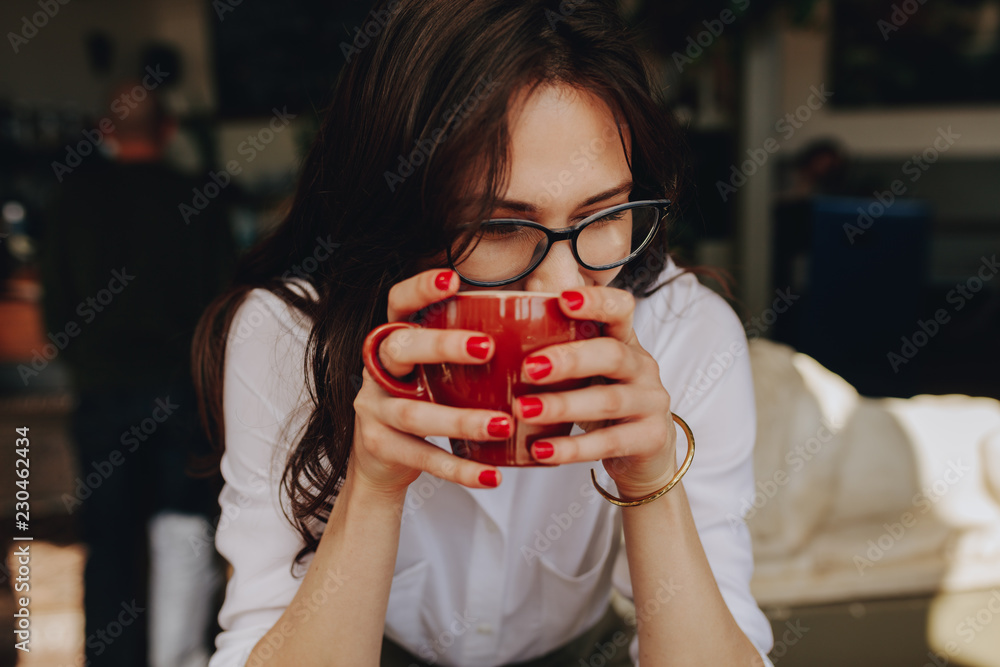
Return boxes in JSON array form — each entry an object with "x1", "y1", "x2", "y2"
[{"x1": 1, "y1": 0, "x2": 999, "y2": 665}]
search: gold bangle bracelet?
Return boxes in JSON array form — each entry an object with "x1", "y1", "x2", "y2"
[{"x1": 590, "y1": 413, "x2": 695, "y2": 507}]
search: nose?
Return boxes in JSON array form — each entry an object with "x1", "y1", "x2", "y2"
[{"x1": 522, "y1": 239, "x2": 587, "y2": 293}]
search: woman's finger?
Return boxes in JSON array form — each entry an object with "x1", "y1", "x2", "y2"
[
  {"x1": 526, "y1": 418, "x2": 675, "y2": 467},
  {"x1": 558, "y1": 287, "x2": 637, "y2": 344},
  {"x1": 394, "y1": 437, "x2": 502, "y2": 489},
  {"x1": 378, "y1": 327, "x2": 494, "y2": 378},
  {"x1": 360, "y1": 427, "x2": 502, "y2": 489},
  {"x1": 354, "y1": 378, "x2": 503, "y2": 489},
  {"x1": 380, "y1": 396, "x2": 512, "y2": 443},
  {"x1": 386, "y1": 269, "x2": 457, "y2": 322},
  {"x1": 513, "y1": 381, "x2": 668, "y2": 425},
  {"x1": 520, "y1": 336, "x2": 652, "y2": 384}
]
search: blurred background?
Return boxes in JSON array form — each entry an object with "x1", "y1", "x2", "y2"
[{"x1": 0, "y1": 0, "x2": 998, "y2": 665}]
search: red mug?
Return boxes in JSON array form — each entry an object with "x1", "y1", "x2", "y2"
[{"x1": 362, "y1": 291, "x2": 602, "y2": 466}]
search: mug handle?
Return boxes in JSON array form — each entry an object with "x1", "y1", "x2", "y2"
[{"x1": 362, "y1": 322, "x2": 429, "y2": 400}]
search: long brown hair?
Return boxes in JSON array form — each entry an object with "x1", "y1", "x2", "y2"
[{"x1": 193, "y1": 0, "x2": 692, "y2": 568}]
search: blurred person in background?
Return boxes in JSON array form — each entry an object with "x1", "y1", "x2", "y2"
[
  {"x1": 38, "y1": 79, "x2": 237, "y2": 667},
  {"x1": 776, "y1": 138, "x2": 851, "y2": 202}
]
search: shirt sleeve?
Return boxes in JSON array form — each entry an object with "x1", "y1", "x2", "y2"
[
  {"x1": 613, "y1": 271, "x2": 775, "y2": 666},
  {"x1": 209, "y1": 287, "x2": 317, "y2": 667}
]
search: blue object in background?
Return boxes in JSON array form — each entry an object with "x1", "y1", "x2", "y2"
[{"x1": 772, "y1": 196, "x2": 931, "y2": 397}]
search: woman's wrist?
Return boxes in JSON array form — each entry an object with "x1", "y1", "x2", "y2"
[
  {"x1": 604, "y1": 442, "x2": 680, "y2": 500},
  {"x1": 609, "y1": 464, "x2": 679, "y2": 501},
  {"x1": 606, "y1": 413, "x2": 695, "y2": 502},
  {"x1": 341, "y1": 457, "x2": 412, "y2": 517}
]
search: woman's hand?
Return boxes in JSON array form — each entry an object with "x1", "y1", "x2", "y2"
[
  {"x1": 352, "y1": 269, "x2": 507, "y2": 498},
  {"x1": 516, "y1": 287, "x2": 678, "y2": 498}
]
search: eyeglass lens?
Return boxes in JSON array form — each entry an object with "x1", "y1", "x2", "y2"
[{"x1": 452, "y1": 204, "x2": 660, "y2": 284}]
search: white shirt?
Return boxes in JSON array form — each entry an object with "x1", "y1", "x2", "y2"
[{"x1": 209, "y1": 259, "x2": 775, "y2": 666}]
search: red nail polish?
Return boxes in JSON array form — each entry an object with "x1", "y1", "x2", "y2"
[
  {"x1": 524, "y1": 355, "x2": 552, "y2": 380},
  {"x1": 518, "y1": 396, "x2": 543, "y2": 418},
  {"x1": 479, "y1": 470, "x2": 498, "y2": 487},
  {"x1": 533, "y1": 441, "x2": 554, "y2": 459},
  {"x1": 467, "y1": 336, "x2": 491, "y2": 359},
  {"x1": 562, "y1": 290, "x2": 584, "y2": 311},
  {"x1": 487, "y1": 417, "x2": 511, "y2": 438},
  {"x1": 435, "y1": 270, "x2": 454, "y2": 291}
]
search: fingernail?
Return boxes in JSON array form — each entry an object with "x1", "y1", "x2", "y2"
[
  {"x1": 524, "y1": 355, "x2": 552, "y2": 380},
  {"x1": 487, "y1": 416, "x2": 511, "y2": 438},
  {"x1": 518, "y1": 396, "x2": 543, "y2": 418},
  {"x1": 479, "y1": 470, "x2": 498, "y2": 487},
  {"x1": 467, "y1": 336, "x2": 491, "y2": 359},
  {"x1": 435, "y1": 270, "x2": 455, "y2": 291},
  {"x1": 533, "y1": 441, "x2": 554, "y2": 460},
  {"x1": 562, "y1": 290, "x2": 584, "y2": 311}
]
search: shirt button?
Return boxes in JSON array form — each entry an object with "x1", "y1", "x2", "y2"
[{"x1": 476, "y1": 624, "x2": 493, "y2": 635}]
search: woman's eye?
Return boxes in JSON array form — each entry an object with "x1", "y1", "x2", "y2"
[
  {"x1": 481, "y1": 225, "x2": 525, "y2": 239},
  {"x1": 581, "y1": 210, "x2": 627, "y2": 228}
]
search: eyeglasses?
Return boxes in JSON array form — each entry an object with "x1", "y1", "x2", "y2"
[{"x1": 447, "y1": 199, "x2": 670, "y2": 287}]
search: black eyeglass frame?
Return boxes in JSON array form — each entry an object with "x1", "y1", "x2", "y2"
[{"x1": 447, "y1": 199, "x2": 672, "y2": 287}]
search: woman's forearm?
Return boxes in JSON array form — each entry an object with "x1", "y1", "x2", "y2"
[
  {"x1": 621, "y1": 482, "x2": 764, "y2": 667},
  {"x1": 246, "y1": 462, "x2": 406, "y2": 666}
]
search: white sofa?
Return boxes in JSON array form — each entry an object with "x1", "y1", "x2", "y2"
[{"x1": 745, "y1": 339, "x2": 1000, "y2": 607}]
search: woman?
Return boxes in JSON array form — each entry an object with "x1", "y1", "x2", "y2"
[{"x1": 196, "y1": 0, "x2": 774, "y2": 664}]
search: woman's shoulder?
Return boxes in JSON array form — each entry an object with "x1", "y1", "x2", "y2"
[
  {"x1": 633, "y1": 255, "x2": 743, "y2": 342},
  {"x1": 632, "y1": 256, "x2": 753, "y2": 425},
  {"x1": 222, "y1": 280, "x2": 321, "y2": 489},
  {"x1": 229, "y1": 278, "x2": 318, "y2": 346},
  {"x1": 224, "y1": 279, "x2": 319, "y2": 426}
]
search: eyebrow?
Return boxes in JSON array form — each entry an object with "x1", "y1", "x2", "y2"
[{"x1": 494, "y1": 180, "x2": 634, "y2": 214}]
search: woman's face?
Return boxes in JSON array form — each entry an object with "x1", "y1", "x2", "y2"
[{"x1": 458, "y1": 83, "x2": 633, "y2": 294}]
